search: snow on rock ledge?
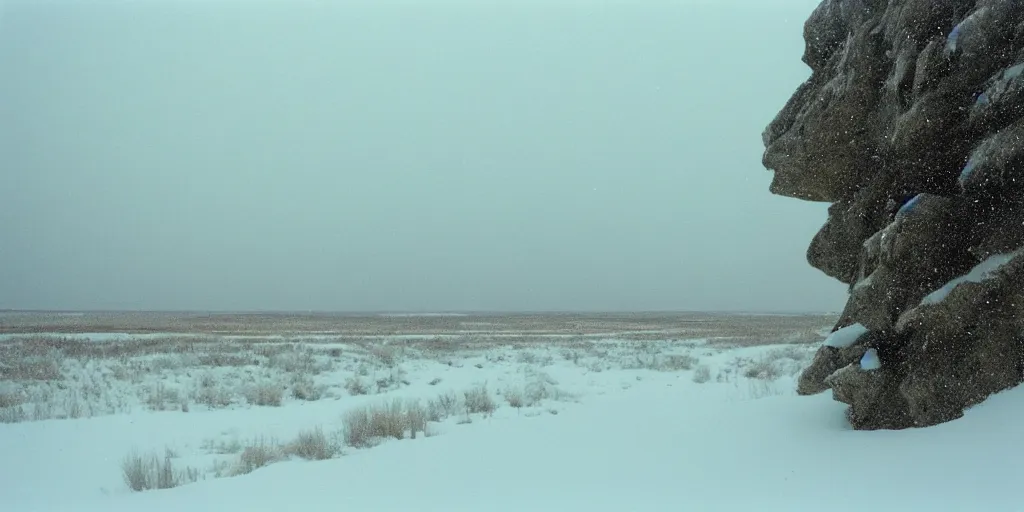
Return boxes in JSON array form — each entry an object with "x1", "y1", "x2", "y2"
[
  {"x1": 921, "y1": 250, "x2": 1024, "y2": 305},
  {"x1": 823, "y1": 323, "x2": 868, "y2": 349}
]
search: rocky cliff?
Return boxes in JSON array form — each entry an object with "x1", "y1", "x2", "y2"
[{"x1": 762, "y1": 0, "x2": 1024, "y2": 429}]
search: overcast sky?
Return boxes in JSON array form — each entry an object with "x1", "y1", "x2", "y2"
[{"x1": 0, "y1": 0, "x2": 846, "y2": 313}]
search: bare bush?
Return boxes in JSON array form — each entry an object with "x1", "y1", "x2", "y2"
[
  {"x1": 145, "y1": 383, "x2": 181, "y2": 411},
  {"x1": 0, "y1": 401, "x2": 25, "y2": 423},
  {"x1": 517, "y1": 351, "x2": 539, "y2": 364},
  {"x1": 252, "y1": 344, "x2": 291, "y2": 359},
  {"x1": 561, "y1": 349, "x2": 582, "y2": 364},
  {"x1": 524, "y1": 374, "x2": 552, "y2": 405},
  {"x1": 290, "y1": 373, "x2": 323, "y2": 401},
  {"x1": 192, "y1": 373, "x2": 233, "y2": 408},
  {"x1": 244, "y1": 382, "x2": 284, "y2": 407},
  {"x1": 64, "y1": 391, "x2": 85, "y2": 419},
  {"x1": 770, "y1": 345, "x2": 811, "y2": 361},
  {"x1": 692, "y1": 365, "x2": 712, "y2": 383},
  {"x1": 426, "y1": 392, "x2": 463, "y2": 422},
  {"x1": 122, "y1": 450, "x2": 200, "y2": 492},
  {"x1": 662, "y1": 354, "x2": 698, "y2": 371},
  {"x1": 32, "y1": 397, "x2": 53, "y2": 422},
  {"x1": 746, "y1": 379, "x2": 786, "y2": 399},
  {"x1": 149, "y1": 355, "x2": 186, "y2": 371},
  {"x1": 743, "y1": 359, "x2": 781, "y2": 381},
  {"x1": 344, "y1": 377, "x2": 369, "y2": 396},
  {"x1": 376, "y1": 376, "x2": 395, "y2": 393},
  {"x1": 518, "y1": 370, "x2": 575, "y2": 406},
  {"x1": 464, "y1": 384, "x2": 495, "y2": 415},
  {"x1": 270, "y1": 348, "x2": 330, "y2": 375},
  {"x1": 370, "y1": 345, "x2": 398, "y2": 367},
  {"x1": 426, "y1": 401, "x2": 443, "y2": 422},
  {"x1": 630, "y1": 352, "x2": 698, "y2": 372},
  {"x1": 0, "y1": 389, "x2": 24, "y2": 409},
  {"x1": 197, "y1": 353, "x2": 251, "y2": 367},
  {"x1": 430, "y1": 391, "x2": 461, "y2": 418}
]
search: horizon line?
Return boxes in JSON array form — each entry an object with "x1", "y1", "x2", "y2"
[{"x1": 0, "y1": 308, "x2": 840, "y2": 315}]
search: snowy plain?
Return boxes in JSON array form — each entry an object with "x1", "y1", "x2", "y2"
[{"x1": 1, "y1": 327, "x2": 1021, "y2": 512}]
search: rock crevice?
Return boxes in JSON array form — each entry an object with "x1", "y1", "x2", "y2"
[{"x1": 764, "y1": 0, "x2": 1024, "y2": 429}]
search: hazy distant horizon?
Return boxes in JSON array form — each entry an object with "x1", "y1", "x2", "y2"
[
  {"x1": 0, "y1": 0, "x2": 847, "y2": 312},
  {"x1": 0, "y1": 307, "x2": 840, "y2": 315}
]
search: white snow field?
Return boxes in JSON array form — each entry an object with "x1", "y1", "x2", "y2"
[{"x1": 1, "y1": 333, "x2": 1021, "y2": 512}]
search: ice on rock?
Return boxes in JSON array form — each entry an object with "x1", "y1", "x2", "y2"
[
  {"x1": 1005, "y1": 63, "x2": 1024, "y2": 80},
  {"x1": 860, "y1": 348, "x2": 881, "y2": 371},
  {"x1": 945, "y1": 23, "x2": 963, "y2": 53},
  {"x1": 853, "y1": 271, "x2": 874, "y2": 291},
  {"x1": 974, "y1": 62, "x2": 1024, "y2": 116},
  {"x1": 823, "y1": 323, "x2": 869, "y2": 349},
  {"x1": 896, "y1": 194, "x2": 923, "y2": 218},
  {"x1": 945, "y1": 7, "x2": 991, "y2": 55},
  {"x1": 959, "y1": 154, "x2": 981, "y2": 185}
]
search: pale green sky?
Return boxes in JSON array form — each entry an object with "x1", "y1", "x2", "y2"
[{"x1": 0, "y1": 0, "x2": 846, "y2": 312}]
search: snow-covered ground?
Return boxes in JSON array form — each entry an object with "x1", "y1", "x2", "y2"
[{"x1": 1, "y1": 333, "x2": 1019, "y2": 511}]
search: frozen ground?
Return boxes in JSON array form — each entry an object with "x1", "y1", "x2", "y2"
[{"x1": 1, "y1": 318, "x2": 1018, "y2": 511}]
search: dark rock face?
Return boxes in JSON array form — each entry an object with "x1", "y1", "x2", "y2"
[{"x1": 764, "y1": 0, "x2": 1024, "y2": 429}]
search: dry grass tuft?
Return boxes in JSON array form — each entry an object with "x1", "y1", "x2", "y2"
[
  {"x1": 406, "y1": 400, "x2": 429, "y2": 439},
  {"x1": 746, "y1": 379, "x2": 786, "y2": 399},
  {"x1": 122, "y1": 450, "x2": 200, "y2": 492},
  {"x1": 427, "y1": 391, "x2": 461, "y2": 421},
  {"x1": 741, "y1": 347, "x2": 811, "y2": 381},
  {"x1": 269, "y1": 347, "x2": 332, "y2": 375},
  {"x1": 743, "y1": 359, "x2": 781, "y2": 380},
  {"x1": 285, "y1": 426, "x2": 341, "y2": 460},
  {"x1": 630, "y1": 351, "x2": 699, "y2": 372},
  {"x1": 234, "y1": 437, "x2": 284, "y2": 476},
  {"x1": 0, "y1": 352, "x2": 63, "y2": 381},
  {"x1": 342, "y1": 398, "x2": 430, "y2": 448},
  {"x1": 0, "y1": 408, "x2": 25, "y2": 423},
  {"x1": 692, "y1": 365, "x2": 712, "y2": 383},
  {"x1": 504, "y1": 388, "x2": 524, "y2": 409}
]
